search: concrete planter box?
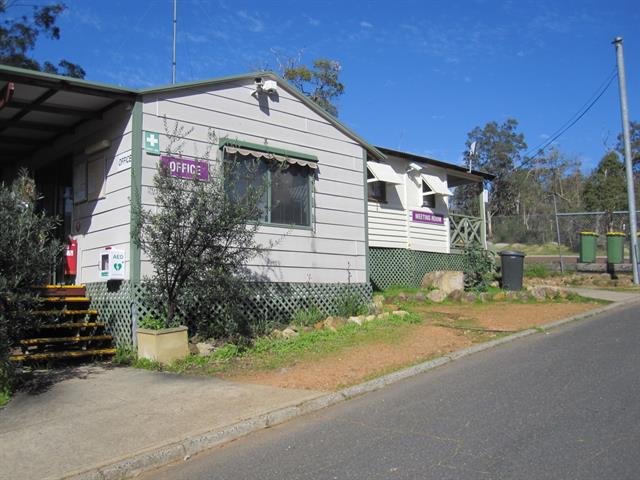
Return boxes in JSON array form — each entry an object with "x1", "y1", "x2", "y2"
[{"x1": 136, "y1": 326, "x2": 188, "y2": 364}]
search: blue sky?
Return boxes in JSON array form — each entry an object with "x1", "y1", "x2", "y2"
[{"x1": 27, "y1": 0, "x2": 640, "y2": 171}]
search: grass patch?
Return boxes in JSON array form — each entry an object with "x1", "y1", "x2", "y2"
[
  {"x1": 379, "y1": 285, "x2": 425, "y2": 297},
  {"x1": 130, "y1": 312, "x2": 423, "y2": 376},
  {"x1": 524, "y1": 264, "x2": 562, "y2": 278},
  {"x1": 0, "y1": 388, "x2": 10, "y2": 408}
]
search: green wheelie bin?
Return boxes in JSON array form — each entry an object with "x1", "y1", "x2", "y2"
[
  {"x1": 606, "y1": 232, "x2": 625, "y2": 264},
  {"x1": 579, "y1": 232, "x2": 598, "y2": 263}
]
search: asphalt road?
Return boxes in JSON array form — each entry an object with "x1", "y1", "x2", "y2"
[{"x1": 142, "y1": 303, "x2": 640, "y2": 480}]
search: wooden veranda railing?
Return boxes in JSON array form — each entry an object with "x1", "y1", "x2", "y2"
[{"x1": 450, "y1": 213, "x2": 483, "y2": 250}]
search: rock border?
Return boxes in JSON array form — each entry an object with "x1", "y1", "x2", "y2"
[{"x1": 64, "y1": 295, "x2": 640, "y2": 480}]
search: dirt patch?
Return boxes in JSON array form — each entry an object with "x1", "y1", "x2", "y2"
[
  {"x1": 420, "y1": 302, "x2": 600, "y2": 331},
  {"x1": 226, "y1": 325, "x2": 471, "y2": 391},
  {"x1": 224, "y1": 301, "x2": 602, "y2": 392}
]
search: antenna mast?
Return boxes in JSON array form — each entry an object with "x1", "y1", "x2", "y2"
[{"x1": 172, "y1": 0, "x2": 177, "y2": 84}]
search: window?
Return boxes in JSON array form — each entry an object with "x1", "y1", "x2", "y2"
[
  {"x1": 421, "y1": 180, "x2": 435, "y2": 208},
  {"x1": 367, "y1": 170, "x2": 386, "y2": 202},
  {"x1": 73, "y1": 155, "x2": 106, "y2": 203},
  {"x1": 226, "y1": 151, "x2": 311, "y2": 227}
]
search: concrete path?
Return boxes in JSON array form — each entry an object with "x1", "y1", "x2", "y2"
[
  {"x1": 566, "y1": 286, "x2": 640, "y2": 303},
  {"x1": 0, "y1": 366, "x2": 321, "y2": 480}
]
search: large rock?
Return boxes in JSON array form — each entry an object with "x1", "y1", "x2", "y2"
[
  {"x1": 282, "y1": 327, "x2": 299, "y2": 339},
  {"x1": 427, "y1": 289, "x2": 447, "y2": 303},
  {"x1": 323, "y1": 316, "x2": 346, "y2": 331},
  {"x1": 421, "y1": 271, "x2": 464, "y2": 294},
  {"x1": 347, "y1": 316, "x2": 364, "y2": 326},
  {"x1": 528, "y1": 286, "x2": 547, "y2": 301},
  {"x1": 414, "y1": 292, "x2": 426, "y2": 303},
  {"x1": 372, "y1": 295, "x2": 385, "y2": 314},
  {"x1": 448, "y1": 289, "x2": 465, "y2": 302},
  {"x1": 462, "y1": 292, "x2": 477, "y2": 303},
  {"x1": 195, "y1": 342, "x2": 214, "y2": 356}
]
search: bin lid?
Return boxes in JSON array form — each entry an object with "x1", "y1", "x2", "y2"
[{"x1": 498, "y1": 250, "x2": 526, "y2": 257}]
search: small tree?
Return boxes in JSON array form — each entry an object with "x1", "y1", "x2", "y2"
[
  {"x1": 133, "y1": 126, "x2": 271, "y2": 337},
  {"x1": 0, "y1": 170, "x2": 61, "y2": 389}
]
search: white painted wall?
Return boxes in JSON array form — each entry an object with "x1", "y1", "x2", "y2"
[
  {"x1": 139, "y1": 79, "x2": 367, "y2": 283},
  {"x1": 368, "y1": 155, "x2": 451, "y2": 254}
]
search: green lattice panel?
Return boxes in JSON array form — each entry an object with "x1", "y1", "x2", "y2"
[
  {"x1": 369, "y1": 247, "x2": 465, "y2": 290},
  {"x1": 86, "y1": 281, "x2": 133, "y2": 347},
  {"x1": 130, "y1": 281, "x2": 372, "y2": 345}
]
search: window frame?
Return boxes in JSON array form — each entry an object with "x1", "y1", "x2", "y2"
[
  {"x1": 368, "y1": 180, "x2": 387, "y2": 203},
  {"x1": 224, "y1": 149, "x2": 314, "y2": 230},
  {"x1": 421, "y1": 179, "x2": 436, "y2": 208}
]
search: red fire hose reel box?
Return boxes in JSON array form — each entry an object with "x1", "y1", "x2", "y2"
[{"x1": 64, "y1": 238, "x2": 78, "y2": 276}]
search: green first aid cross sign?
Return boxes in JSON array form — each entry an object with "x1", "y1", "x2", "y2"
[{"x1": 144, "y1": 131, "x2": 160, "y2": 155}]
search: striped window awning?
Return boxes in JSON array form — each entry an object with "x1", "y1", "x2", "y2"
[{"x1": 223, "y1": 143, "x2": 318, "y2": 170}]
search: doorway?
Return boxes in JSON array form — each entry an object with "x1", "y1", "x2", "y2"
[{"x1": 34, "y1": 157, "x2": 74, "y2": 284}]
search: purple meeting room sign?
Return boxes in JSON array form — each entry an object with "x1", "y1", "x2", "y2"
[
  {"x1": 412, "y1": 211, "x2": 445, "y2": 225},
  {"x1": 161, "y1": 155, "x2": 209, "y2": 180}
]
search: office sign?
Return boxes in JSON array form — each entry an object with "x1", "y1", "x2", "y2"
[{"x1": 161, "y1": 155, "x2": 209, "y2": 180}]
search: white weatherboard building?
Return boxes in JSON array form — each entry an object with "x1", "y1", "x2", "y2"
[
  {"x1": 0, "y1": 66, "x2": 384, "y2": 345},
  {"x1": 0, "y1": 65, "x2": 492, "y2": 344},
  {"x1": 366, "y1": 147, "x2": 493, "y2": 290}
]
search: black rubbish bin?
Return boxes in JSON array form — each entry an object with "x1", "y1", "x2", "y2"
[{"x1": 499, "y1": 251, "x2": 526, "y2": 291}]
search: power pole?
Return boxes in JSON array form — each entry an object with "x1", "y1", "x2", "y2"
[
  {"x1": 613, "y1": 37, "x2": 639, "y2": 285},
  {"x1": 172, "y1": 0, "x2": 177, "y2": 84}
]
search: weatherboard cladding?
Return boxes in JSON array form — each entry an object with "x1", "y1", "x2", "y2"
[
  {"x1": 368, "y1": 155, "x2": 451, "y2": 254},
  {"x1": 139, "y1": 78, "x2": 367, "y2": 283},
  {"x1": 0, "y1": 66, "x2": 377, "y2": 284}
]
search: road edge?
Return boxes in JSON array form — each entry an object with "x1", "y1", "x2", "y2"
[{"x1": 66, "y1": 295, "x2": 640, "y2": 480}]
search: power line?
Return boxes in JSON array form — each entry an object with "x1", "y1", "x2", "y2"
[{"x1": 521, "y1": 67, "x2": 618, "y2": 167}]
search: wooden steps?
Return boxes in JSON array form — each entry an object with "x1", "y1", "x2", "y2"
[
  {"x1": 42, "y1": 296, "x2": 92, "y2": 303},
  {"x1": 10, "y1": 349, "x2": 117, "y2": 362},
  {"x1": 10, "y1": 285, "x2": 115, "y2": 363},
  {"x1": 20, "y1": 335, "x2": 113, "y2": 346},
  {"x1": 40, "y1": 322, "x2": 105, "y2": 329},
  {"x1": 35, "y1": 309, "x2": 99, "y2": 316}
]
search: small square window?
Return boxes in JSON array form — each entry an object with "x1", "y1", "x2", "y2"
[{"x1": 368, "y1": 178, "x2": 386, "y2": 203}]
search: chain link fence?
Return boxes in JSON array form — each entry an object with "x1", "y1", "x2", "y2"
[{"x1": 491, "y1": 212, "x2": 640, "y2": 253}]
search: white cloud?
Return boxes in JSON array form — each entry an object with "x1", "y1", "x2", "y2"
[
  {"x1": 237, "y1": 10, "x2": 264, "y2": 33},
  {"x1": 360, "y1": 21, "x2": 373, "y2": 28},
  {"x1": 304, "y1": 15, "x2": 320, "y2": 26},
  {"x1": 539, "y1": 133, "x2": 550, "y2": 139}
]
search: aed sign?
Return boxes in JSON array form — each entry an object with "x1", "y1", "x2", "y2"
[
  {"x1": 99, "y1": 248, "x2": 125, "y2": 280},
  {"x1": 161, "y1": 155, "x2": 209, "y2": 180}
]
